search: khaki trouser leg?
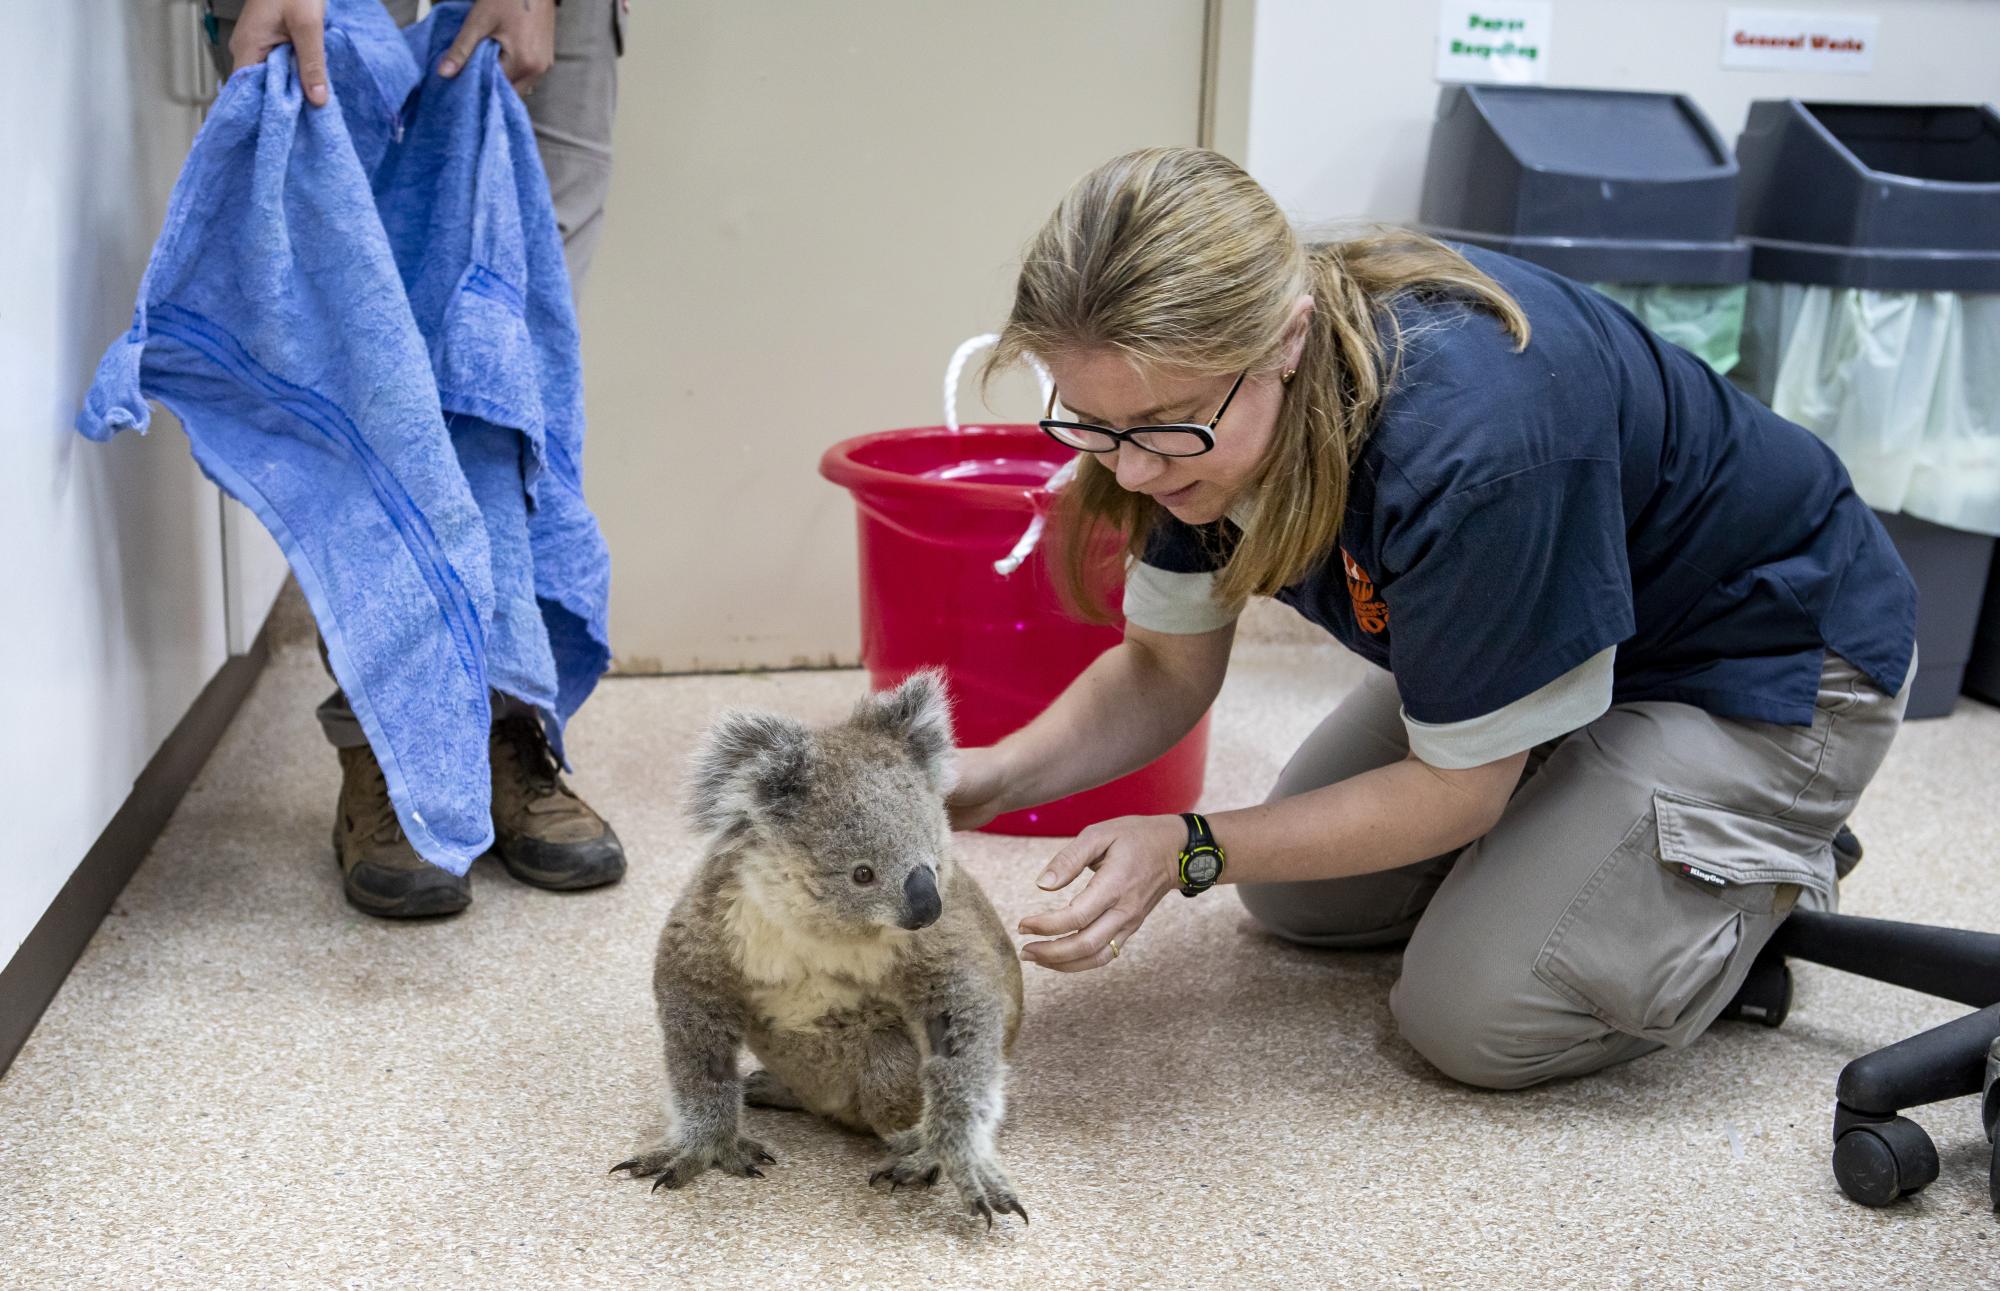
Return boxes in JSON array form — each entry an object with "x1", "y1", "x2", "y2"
[
  {"x1": 1239, "y1": 652, "x2": 1913, "y2": 1090},
  {"x1": 524, "y1": 0, "x2": 621, "y2": 290},
  {"x1": 1235, "y1": 667, "x2": 1457, "y2": 948}
]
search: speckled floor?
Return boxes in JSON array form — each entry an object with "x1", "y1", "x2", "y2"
[{"x1": 4, "y1": 604, "x2": 1999, "y2": 1289}]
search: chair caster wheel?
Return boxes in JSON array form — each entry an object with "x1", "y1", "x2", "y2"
[
  {"x1": 1833, "y1": 1116, "x2": 1939, "y2": 1206},
  {"x1": 1985, "y1": 1037, "x2": 1999, "y2": 1210},
  {"x1": 1721, "y1": 958, "x2": 1792, "y2": 1028},
  {"x1": 1989, "y1": 1136, "x2": 1999, "y2": 1211}
]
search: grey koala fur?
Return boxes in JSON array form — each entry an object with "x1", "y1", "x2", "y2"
[{"x1": 611, "y1": 670, "x2": 1028, "y2": 1226}]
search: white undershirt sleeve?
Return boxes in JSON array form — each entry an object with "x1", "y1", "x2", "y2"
[
  {"x1": 1121, "y1": 563, "x2": 1244, "y2": 635},
  {"x1": 1401, "y1": 646, "x2": 1617, "y2": 769}
]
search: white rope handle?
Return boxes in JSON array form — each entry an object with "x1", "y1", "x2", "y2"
[
  {"x1": 938, "y1": 334, "x2": 1067, "y2": 577},
  {"x1": 944, "y1": 334, "x2": 1052, "y2": 433},
  {"x1": 992, "y1": 457, "x2": 1079, "y2": 576}
]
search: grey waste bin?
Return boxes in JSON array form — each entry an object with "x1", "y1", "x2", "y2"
[
  {"x1": 1875, "y1": 512, "x2": 1999, "y2": 718},
  {"x1": 1965, "y1": 554, "x2": 2000, "y2": 708},
  {"x1": 1735, "y1": 100, "x2": 2000, "y2": 718},
  {"x1": 1415, "y1": 84, "x2": 1751, "y2": 373}
]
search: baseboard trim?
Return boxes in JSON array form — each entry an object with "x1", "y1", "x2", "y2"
[{"x1": 0, "y1": 634, "x2": 271, "y2": 1079}]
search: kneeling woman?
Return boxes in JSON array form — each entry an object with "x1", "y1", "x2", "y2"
[{"x1": 947, "y1": 147, "x2": 1916, "y2": 1090}]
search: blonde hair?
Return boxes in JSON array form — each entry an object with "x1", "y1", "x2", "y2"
[{"x1": 988, "y1": 147, "x2": 1530, "y2": 620}]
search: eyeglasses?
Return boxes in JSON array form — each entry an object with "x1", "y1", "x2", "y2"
[{"x1": 1038, "y1": 370, "x2": 1246, "y2": 459}]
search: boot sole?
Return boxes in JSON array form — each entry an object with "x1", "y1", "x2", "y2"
[
  {"x1": 493, "y1": 835, "x2": 627, "y2": 892},
  {"x1": 332, "y1": 830, "x2": 472, "y2": 919},
  {"x1": 342, "y1": 882, "x2": 472, "y2": 919},
  {"x1": 494, "y1": 854, "x2": 626, "y2": 892}
]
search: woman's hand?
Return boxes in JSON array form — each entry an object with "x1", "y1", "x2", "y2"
[
  {"x1": 1016, "y1": 814, "x2": 1184, "y2": 972},
  {"x1": 439, "y1": 0, "x2": 558, "y2": 92},
  {"x1": 230, "y1": 0, "x2": 330, "y2": 105},
  {"x1": 945, "y1": 746, "x2": 1014, "y2": 832}
]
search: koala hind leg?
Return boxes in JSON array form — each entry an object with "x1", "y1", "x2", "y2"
[
  {"x1": 743, "y1": 1068, "x2": 807, "y2": 1112},
  {"x1": 851, "y1": 1023, "x2": 923, "y2": 1137},
  {"x1": 751, "y1": 1019, "x2": 922, "y2": 1137}
]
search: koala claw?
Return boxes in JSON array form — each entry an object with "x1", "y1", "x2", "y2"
[
  {"x1": 868, "y1": 1160, "x2": 941, "y2": 1190},
  {"x1": 953, "y1": 1154, "x2": 1027, "y2": 1229},
  {"x1": 610, "y1": 1134, "x2": 776, "y2": 1192},
  {"x1": 966, "y1": 1180, "x2": 1028, "y2": 1229},
  {"x1": 869, "y1": 1141, "x2": 944, "y2": 1191},
  {"x1": 869, "y1": 1138, "x2": 1025, "y2": 1229}
]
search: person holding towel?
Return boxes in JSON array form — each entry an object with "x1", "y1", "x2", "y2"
[{"x1": 206, "y1": 0, "x2": 627, "y2": 917}]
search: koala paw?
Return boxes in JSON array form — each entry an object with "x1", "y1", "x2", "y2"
[
  {"x1": 868, "y1": 1131, "x2": 943, "y2": 1192},
  {"x1": 611, "y1": 1134, "x2": 776, "y2": 1192},
  {"x1": 868, "y1": 1133, "x2": 1027, "y2": 1228}
]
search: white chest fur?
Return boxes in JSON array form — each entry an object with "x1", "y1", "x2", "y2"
[{"x1": 720, "y1": 869, "x2": 903, "y2": 1032}]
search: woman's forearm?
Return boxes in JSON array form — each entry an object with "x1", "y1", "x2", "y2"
[
  {"x1": 1205, "y1": 752, "x2": 1525, "y2": 886},
  {"x1": 990, "y1": 634, "x2": 1223, "y2": 815}
]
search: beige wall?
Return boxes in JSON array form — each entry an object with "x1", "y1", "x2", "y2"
[{"x1": 578, "y1": 1, "x2": 1210, "y2": 673}]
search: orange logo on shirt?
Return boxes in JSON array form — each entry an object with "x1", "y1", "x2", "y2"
[{"x1": 1342, "y1": 548, "x2": 1389, "y2": 634}]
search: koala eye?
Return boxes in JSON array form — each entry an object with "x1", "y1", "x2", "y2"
[{"x1": 851, "y1": 865, "x2": 876, "y2": 885}]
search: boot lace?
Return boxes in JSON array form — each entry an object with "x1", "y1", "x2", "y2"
[
  {"x1": 351, "y1": 755, "x2": 406, "y2": 846},
  {"x1": 497, "y1": 716, "x2": 581, "y2": 811}
]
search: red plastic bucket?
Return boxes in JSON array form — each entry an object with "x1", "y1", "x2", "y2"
[{"x1": 819, "y1": 424, "x2": 1210, "y2": 835}]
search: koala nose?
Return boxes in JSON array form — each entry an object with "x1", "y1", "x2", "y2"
[{"x1": 899, "y1": 867, "x2": 942, "y2": 930}]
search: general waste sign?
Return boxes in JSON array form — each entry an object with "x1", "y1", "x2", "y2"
[
  {"x1": 1437, "y1": 2, "x2": 1552, "y2": 84},
  {"x1": 1722, "y1": 9, "x2": 1879, "y2": 73}
]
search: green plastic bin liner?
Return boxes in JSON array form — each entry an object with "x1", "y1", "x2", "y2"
[
  {"x1": 1592, "y1": 282, "x2": 1748, "y2": 375},
  {"x1": 1737, "y1": 282, "x2": 2000, "y2": 538}
]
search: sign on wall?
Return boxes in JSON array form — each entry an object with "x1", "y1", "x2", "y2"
[
  {"x1": 1436, "y1": 2, "x2": 1552, "y2": 84},
  {"x1": 1722, "y1": 9, "x2": 1879, "y2": 73}
]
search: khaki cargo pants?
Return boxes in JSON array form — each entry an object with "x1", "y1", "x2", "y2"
[{"x1": 1238, "y1": 651, "x2": 1913, "y2": 1090}]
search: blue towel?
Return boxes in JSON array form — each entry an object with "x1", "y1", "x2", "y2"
[
  {"x1": 380, "y1": 4, "x2": 611, "y2": 750},
  {"x1": 75, "y1": 0, "x2": 613, "y2": 875}
]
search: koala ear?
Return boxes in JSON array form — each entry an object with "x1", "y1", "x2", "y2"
[
  {"x1": 852, "y1": 668, "x2": 956, "y2": 791},
  {"x1": 686, "y1": 709, "x2": 817, "y2": 835}
]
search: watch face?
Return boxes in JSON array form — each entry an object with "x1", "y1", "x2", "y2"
[{"x1": 1184, "y1": 851, "x2": 1221, "y2": 886}]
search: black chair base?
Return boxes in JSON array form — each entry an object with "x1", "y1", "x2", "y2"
[{"x1": 1722, "y1": 904, "x2": 2000, "y2": 1212}]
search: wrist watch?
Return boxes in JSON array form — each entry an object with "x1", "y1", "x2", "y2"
[{"x1": 1176, "y1": 812, "x2": 1226, "y2": 897}]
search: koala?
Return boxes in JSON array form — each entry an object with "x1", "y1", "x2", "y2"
[{"x1": 611, "y1": 671, "x2": 1028, "y2": 1227}]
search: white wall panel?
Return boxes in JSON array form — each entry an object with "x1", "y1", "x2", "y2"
[{"x1": 0, "y1": 0, "x2": 218, "y2": 966}]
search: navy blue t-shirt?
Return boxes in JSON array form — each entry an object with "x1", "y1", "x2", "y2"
[{"x1": 1144, "y1": 246, "x2": 1916, "y2": 728}]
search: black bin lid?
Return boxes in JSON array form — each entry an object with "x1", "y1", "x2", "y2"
[
  {"x1": 1736, "y1": 100, "x2": 2000, "y2": 291},
  {"x1": 1415, "y1": 84, "x2": 1750, "y2": 285}
]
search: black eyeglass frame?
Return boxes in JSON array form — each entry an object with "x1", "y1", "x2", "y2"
[{"x1": 1038, "y1": 370, "x2": 1248, "y2": 459}]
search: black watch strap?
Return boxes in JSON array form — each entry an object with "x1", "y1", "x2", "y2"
[{"x1": 1177, "y1": 812, "x2": 1225, "y2": 897}]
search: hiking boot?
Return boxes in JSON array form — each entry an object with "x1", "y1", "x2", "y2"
[
  {"x1": 489, "y1": 715, "x2": 626, "y2": 891},
  {"x1": 332, "y1": 744, "x2": 471, "y2": 918}
]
